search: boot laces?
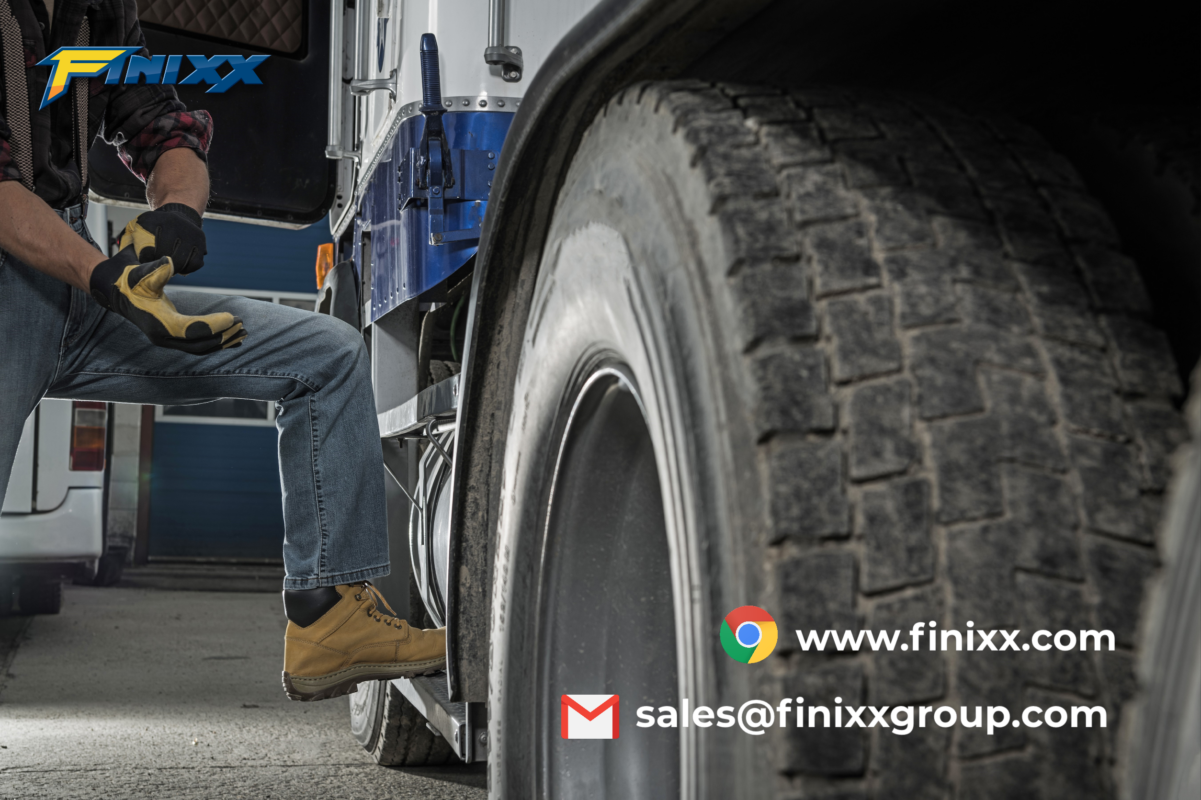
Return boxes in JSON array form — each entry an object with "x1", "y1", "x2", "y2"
[{"x1": 356, "y1": 583, "x2": 404, "y2": 628}]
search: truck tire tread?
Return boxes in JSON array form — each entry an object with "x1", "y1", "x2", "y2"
[
  {"x1": 371, "y1": 680, "x2": 458, "y2": 766},
  {"x1": 600, "y1": 80, "x2": 1186, "y2": 797}
]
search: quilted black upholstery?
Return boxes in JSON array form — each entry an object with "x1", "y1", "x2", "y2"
[{"x1": 137, "y1": 0, "x2": 302, "y2": 54}]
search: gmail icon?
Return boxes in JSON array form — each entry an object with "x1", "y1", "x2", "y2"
[{"x1": 561, "y1": 694, "x2": 620, "y2": 739}]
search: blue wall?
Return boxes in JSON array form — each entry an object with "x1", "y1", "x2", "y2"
[
  {"x1": 147, "y1": 216, "x2": 332, "y2": 562},
  {"x1": 169, "y1": 217, "x2": 332, "y2": 293},
  {"x1": 148, "y1": 424, "x2": 284, "y2": 560}
]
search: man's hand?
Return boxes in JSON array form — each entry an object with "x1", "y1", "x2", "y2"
[
  {"x1": 0, "y1": 182, "x2": 105, "y2": 291},
  {"x1": 120, "y1": 203, "x2": 207, "y2": 274},
  {"x1": 90, "y1": 248, "x2": 246, "y2": 354}
]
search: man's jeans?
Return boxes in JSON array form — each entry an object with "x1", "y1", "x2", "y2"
[{"x1": 0, "y1": 206, "x2": 388, "y2": 589}]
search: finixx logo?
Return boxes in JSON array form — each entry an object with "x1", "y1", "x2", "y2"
[
  {"x1": 37, "y1": 47, "x2": 268, "y2": 109},
  {"x1": 720, "y1": 605, "x2": 778, "y2": 663}
]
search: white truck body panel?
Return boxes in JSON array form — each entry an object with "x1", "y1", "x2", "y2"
[
  {"x1": 36, "y1": 399, "x2": 72, "y2": 511},
  {"x1": 332, "y1": 0, "x2": 600, "y2": 237},
  {"x1": 0, "y1": 399, "x2": 105, "y2": 563},
  {"x1": 0, "y1": 488, "x2": 103, "y2": 561},
  {"x1": 2, "y1": 413, "x2": 36, "y2": 514}
]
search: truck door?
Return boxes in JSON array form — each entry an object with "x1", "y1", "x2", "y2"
[
  {"x1": 326, "y1": 0, "x2": 404, "y2": 238},
  {"x1": 87, "y1": 0, "x2": 336, "y2": 227}
]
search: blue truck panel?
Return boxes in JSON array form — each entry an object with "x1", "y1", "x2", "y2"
[{"x1": 359, "y1": 111, "x2": 513, "y2": 321}]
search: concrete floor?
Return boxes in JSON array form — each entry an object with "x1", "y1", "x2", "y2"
[{"x1": 0, "y1": 584, "x2": 485, "y2": 800}]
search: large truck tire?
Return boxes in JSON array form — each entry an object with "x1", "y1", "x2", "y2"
[
  {"x1": 487, "y1": 82, "x2": 1186, "y2": 798},
  {"x1": 1124, "y1": 369, "x2": 1200, "y2": 800},
  {"x1": 349, "y1": 678, "x2": 458, "y2": 766}
]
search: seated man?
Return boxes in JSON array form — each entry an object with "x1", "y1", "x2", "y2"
[{"x1": 0, "y1": 0, "x2": 441, "y2": 701}]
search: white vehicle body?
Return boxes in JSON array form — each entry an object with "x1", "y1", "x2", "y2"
[
  {"x1": 1, "y1": 203, "x2": 110, "y2": 584},
  {"x1": 0, "y1": 399, "x2": 104, "y2": 567},
  {"x1": 327, "y1": 0, "x2": 599, "y2": 237}
]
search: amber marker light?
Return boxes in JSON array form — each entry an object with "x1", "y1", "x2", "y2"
[{"x1": 315, "y1": 242, "x2": 335, "y2": 290}]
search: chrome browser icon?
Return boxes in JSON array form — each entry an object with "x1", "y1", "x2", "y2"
[{"x1": 720, "y1": 605, "x2": 778, "y2": 663}]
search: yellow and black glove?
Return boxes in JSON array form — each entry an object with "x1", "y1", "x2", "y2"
[
  {"x1": 119, "y1": 203, "x2": 207, "y2": 274},
  {"x1": 89, "y1": 249, "x2": 246, "y2": 355}
]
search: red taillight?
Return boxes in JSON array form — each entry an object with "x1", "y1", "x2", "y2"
[{"x1": 70, "y1": 401, "x2": 107, "y2": 471}]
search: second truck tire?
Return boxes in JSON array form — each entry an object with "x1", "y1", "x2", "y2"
[
  {"x1": 488, "y1": 82, "x2": 1187, "y2": 799},
  {"x1": 349, "y1": 678, "x2": 457, "y2": 766}
]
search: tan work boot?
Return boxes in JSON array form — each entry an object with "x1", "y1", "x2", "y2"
[{"x1": 281, "y1": 583, "x2": 445, "y2": 701}]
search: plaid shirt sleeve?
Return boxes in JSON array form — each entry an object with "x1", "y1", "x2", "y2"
[
  {"x1": 97, "y1": 10, "x2": 213, "y2": 182},
  {"x1": 114, "y1": 107, "x2": 213, "y2": 181},
  {"x1": 0, "y1": 114, "x2": 23, "y2": 184}
]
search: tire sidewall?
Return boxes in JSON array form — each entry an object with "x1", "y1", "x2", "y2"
[
  {"x1": 488, "y1": 95, "x2": 764, "y2": 799},
  {"x1": 349, "y1": 678, "x2": 384, "y2": 751}
]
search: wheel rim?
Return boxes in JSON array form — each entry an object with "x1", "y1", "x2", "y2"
[
  {"x1": 538, "y1": 365, "x2": 680, "y2": 799},
  {"x1": 349, "y1": 679, "x2": 383, "y2": 750}
]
